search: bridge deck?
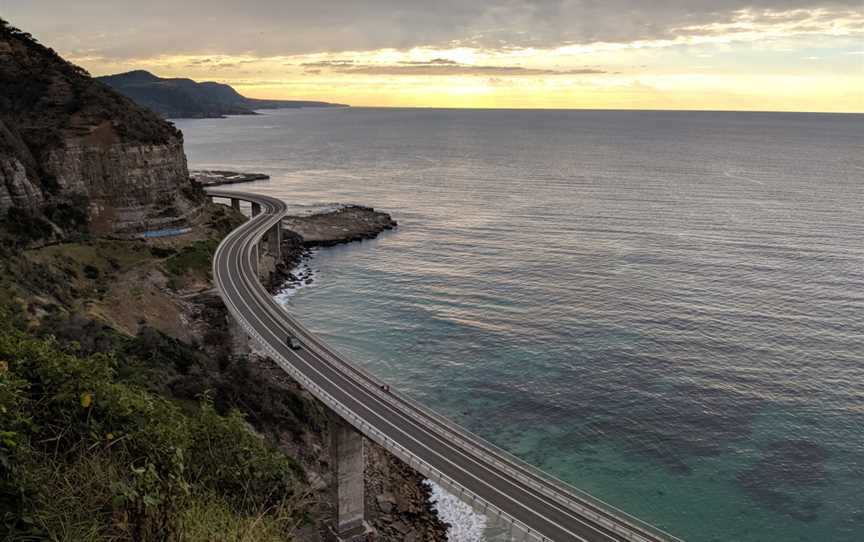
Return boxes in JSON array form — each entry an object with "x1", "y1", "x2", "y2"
[{"x1": 207, "y1": 188, "x2": 682, "y2": 542}]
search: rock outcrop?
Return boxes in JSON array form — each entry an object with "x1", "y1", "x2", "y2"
[
  {"x1": 281, "y1": 205, "x2": 398, "y2": 247},
  {"x1": 366, "y1": 443, "x2": 450, "y2": 541},
  {"x1": 0, "y1": 18, "x2": 202, "y2": 236}
]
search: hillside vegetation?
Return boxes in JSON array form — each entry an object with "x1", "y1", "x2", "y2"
[
  {"x1": 0, "y1": 302, "x2": 312, "y2": 541},
  {"x1": 0, "y1": 201, "x2": 327, "y2": 541}
]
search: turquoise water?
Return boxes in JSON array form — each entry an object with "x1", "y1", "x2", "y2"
[{"x1": 175, "y1": 109, "x2": 864, "y2": 541}]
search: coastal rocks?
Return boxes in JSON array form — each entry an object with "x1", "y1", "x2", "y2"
[
  {"x1": 228, "y1": 353, "x2": 448, "y2": 541},
  {"x1": 267, "y1": 228, "x2": 310, "y2": 292},
  {"x1": 365, "y1": 442, "x2": 449, "y2": 541},
  {"x1": 190, "y1": 169, "x2": 270, "y2": 186},
  {"x1": 282, "y1": 205, "x2": 398, "y2": 247},
  {"x1": 267, "y1": 205, "x2": 396, "y2": 293}
]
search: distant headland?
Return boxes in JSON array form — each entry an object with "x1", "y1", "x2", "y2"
[{"x1": 98, "y1": 70, "x2": 348, "y2": 119}]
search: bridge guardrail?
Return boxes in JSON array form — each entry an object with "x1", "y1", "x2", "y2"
[
  {"x1": 280, "y1": 313, "x2": 679, "y2": 542},
  {"x1": 209, "y1": 189, "x2": 680, "y2": 542}
]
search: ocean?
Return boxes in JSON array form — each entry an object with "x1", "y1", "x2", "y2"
[{"x1": 174, "y1": 108, "x2": 864, "y2": 542}]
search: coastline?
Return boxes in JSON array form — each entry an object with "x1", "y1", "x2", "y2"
[
  {"x1": 191, "y1": 169, "x2": 271, "y2": 186},
  {"x1": 258, "y1": 200, "x2": 454, "y2": 539},
  {"x1": 268, "y1": 204, "x2": 398, "y2": 294}
]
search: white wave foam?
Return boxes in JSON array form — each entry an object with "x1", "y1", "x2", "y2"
[
  {"x1": 273, "y1": 262, "x2": 319, "y2": 303},
  {"x1": 427, "y1": 480, "x2": 487, "y2": 542}
]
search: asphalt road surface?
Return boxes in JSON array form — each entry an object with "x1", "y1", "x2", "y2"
[{"x1": 206, "y1": 188, "x2": 681, "y2": 542}]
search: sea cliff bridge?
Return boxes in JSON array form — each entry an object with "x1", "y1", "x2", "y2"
[{"x1": 206, "y1": 188, "x2": 682, "y2": 542}]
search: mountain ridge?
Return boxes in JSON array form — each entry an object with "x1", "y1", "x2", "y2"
[
  {"x1": 98, "y1": 70, "x2": 347, "y2": 119},
  {"x1": 0, "y1": 18, "x2": 201, "y2": 238}
]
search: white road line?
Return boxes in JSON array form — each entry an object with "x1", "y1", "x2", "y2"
[{"x1": 207, "y1": 189, "x2": 678, "y2": 542}]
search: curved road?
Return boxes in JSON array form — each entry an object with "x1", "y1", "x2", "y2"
[{"x1": 207, "y1": 188, "x2": 682, "y2": 542}]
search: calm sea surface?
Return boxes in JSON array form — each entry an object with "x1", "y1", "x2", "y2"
[{"x1": 175, "y1": 108, "x2": 864, "y2": 542}]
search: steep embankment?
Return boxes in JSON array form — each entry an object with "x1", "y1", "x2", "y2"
[
  {"x1": 98, "y1": 70, "x2": 347, "y2": 119},
  {"x1": 0, "y1": 203, "x2": 321, "y2": 541},
  {"x1": 0, "y1": 17, "x2": 446, "y2": 541},
  {"x1": 0, "y1": 19, "x2": 201, "y2": 237}
]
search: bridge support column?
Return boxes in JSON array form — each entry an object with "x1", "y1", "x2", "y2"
[
  {"x1": 231, "y1": 198, "x2": 241, "y2": 212},
  {"x1": 268, "y1": 223, "x2": 281, "y2": 259},
  {"x1": 331, "y1": 416, "x2": 366, "y2": 539},
  {"x1": 251, "y1": 202, "x2": 261, "y2": 216}
]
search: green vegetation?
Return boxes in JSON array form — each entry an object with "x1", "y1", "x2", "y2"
[
  {"x1": 0, "y1": 207, "x2": 54, "y2": 246},
  {"x1": 0, "y1": 305, "x2": 311, "y2": 541},
  {"x1": 32, "y1": 240, "x2": 152, "y2": 273},
  {"x1": 206, "y1": 206, "x2": 246, "y2": 238},
  {"x1": 164, "y1": 240, "x2": 219, "y2": 279},
  {"x1": 1, "y1": 17, "x2": 182, "y2": 150},
  {"x1": 0, "y1": 193, "x2": 91, "y2": 246},
  {"x1": 10, "y1": 240, "x2": 152, "y2": 306},
  {"x1": 0, "y1": 201, "x2": 324, "y2": 540}
]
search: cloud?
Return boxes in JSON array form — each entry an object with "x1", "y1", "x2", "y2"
[
  {"x1": 487, "y1": 77, "x2": 515, "y2": 86},
  {"x1": 4, "y1": 1, "x2": 863, "y2": 60},
  {"x1": 399, "y1": 58, "x2": 461, "y2": 65},
  {"x1": 304, "y1": 58, "x2": 606, "y2": 76},
  {"x1": 301, "y1": 59, "x2": 357, "y2": 68}
]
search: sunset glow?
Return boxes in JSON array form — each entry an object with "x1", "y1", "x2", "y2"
[{"x1": 4, "y1": 2, "x2": 863, "y2": 112}]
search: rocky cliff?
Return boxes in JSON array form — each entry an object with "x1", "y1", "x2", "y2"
[{"x1": 0, "y1": 18, "x2": 201, "y2": 237}]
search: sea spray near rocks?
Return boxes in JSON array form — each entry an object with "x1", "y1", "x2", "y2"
[
  {"x1": 274, "y1": 260, "x2": 319, "y2": 301},
  {"x1": 428, "y1": 480, "x2": 487, "y2": 541}
]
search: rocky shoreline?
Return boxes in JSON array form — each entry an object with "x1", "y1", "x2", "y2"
[
  {"x1": 269, "y1": 204, "x2": 398, "y2": 294},
  {"x1": 190, "y1": 169, "x2": 270, "y2": 186},
  {"x1": 255, "y1": 204, "x2": 449, "y2": 540},
  {"x1": 282, "y1": 204, "x2": 398, "y2": 247}
]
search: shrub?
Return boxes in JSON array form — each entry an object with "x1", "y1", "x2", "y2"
[
  {"x1": 1, "y1": 207, "x2": 53, "y2": 244},
  {"x1": 164, "y1": 240, "x2": 217, "y2": 276},
  {"x1": 0, "y1": 306, "x2": 309, "y2": 541}
]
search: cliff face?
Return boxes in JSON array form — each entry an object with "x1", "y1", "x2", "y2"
[
  {"x1": 41, "y1": 134, "x2": 194, "y2": 234},
  {"x1": 0, "y1": 119, "x2": 43, "y2": 210},
  {"x1": 0, "y1": 19, "x2": 201, "y2": 236}
]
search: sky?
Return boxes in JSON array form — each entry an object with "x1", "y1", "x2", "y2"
[{"x1": 2, "y1": 0, "x2": 863, "y2": 112}]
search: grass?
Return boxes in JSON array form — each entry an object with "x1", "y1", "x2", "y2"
[
  {"x1": 164, "y1": 239, "x2": 219, "y2": 281},
  {"x1": 15, "y1": 455, "x2": 312, "y2": 542},
  {"x1": 31, "y1": 240, "x2": 151, "y2": 273},
  {"x1": 179, "y1": 491, "x2": 314, "y2": 542},
  {"x1": 0, "y1": 306, "x2": 312, "y2": 541}
]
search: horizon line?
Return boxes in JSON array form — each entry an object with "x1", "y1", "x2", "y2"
[{"x1": 250, "y1": 105, "x2": 864, "y2": 115}]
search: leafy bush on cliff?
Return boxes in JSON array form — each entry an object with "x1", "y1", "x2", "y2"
[
  {"x1": 0, "y1": 305, "x2": 310, "y2": 541},
  {"x1": 0, "y1": 207, "x2": 54, "y2": 244}
]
